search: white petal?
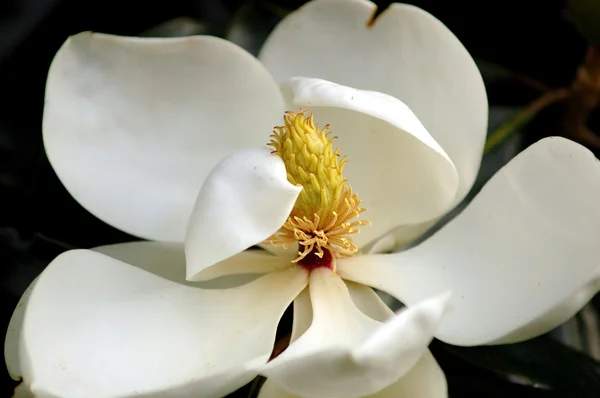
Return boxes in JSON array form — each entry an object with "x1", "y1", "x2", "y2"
[
  {"x1": 6, "y1": 241, "x2": 196, "y2": 387},
  {"x1": 282, "y1": 78, "x2": 459, "y2": 248},
  {"x1": 370, "y1": 350, "x2": 446, "y2": 398},
  {"x1": 258, "y1": 287, "x2": 446, "y2": 398},
  {"x1": 258, "y1": 380, "x2": 299, "y2": 398},
  {"x1": 290, "y1": 288, "x2": 312, "y2": 343},
  {"x1": 260, "y1": 0, "x2": 487, "y2": 206},
  {"x1": 94, "y1": 240, "x2": 261, "y2": 288},
  {"x1": 5, "y1": 278, "x2": 38, "y2": 381},
  {"x1": 259, "y1": 351, "x2": 446, "y2": 398},
  {"x1": 260, "y1": 269, "x2": 449, "y2": 398},
  {"x1": 13, "y1": 249, "x2": 307, "y2": 397},
  {"x1": 366, "y1": 220, "x2": 437, "y2": 254},
  {"x1": 345, "y1": 280, "x2": 444, "y2": 398},
  {"x1": 346, "y1": 281, "x2": 393, "y2": 322},
  {"x1": 185, "y1": 147, "x2": 301, "y2": 281},
  {"x1": 44, "y1": 32, "x2": 284, "y2": 242},
  {"x1": 93, "y1": 241, "x2": 190, "y2": 282},
  {"x1": 6, "y1": 241, "x2": 261, "y2": 395},
  {"x1": 339, "y1": 137, "x2": 600, "y2": 346},
  {"x1": 491, "y1": 272, "x2": 600, "y2": 344},
  {"x1": 188, "y1": 249, "x2": 293, "y2": 282}
]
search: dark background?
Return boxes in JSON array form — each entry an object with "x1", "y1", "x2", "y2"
[{"x1": 1, "y1": 0, "x2": 597, "y2": 397}]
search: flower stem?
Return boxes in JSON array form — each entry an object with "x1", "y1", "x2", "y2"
[
  {"x1": 484, "y1": 89, "x2": 571, "y2": 153},
  {"x1": 563, "y1": 44, "x2": 600, "y2": 149}
]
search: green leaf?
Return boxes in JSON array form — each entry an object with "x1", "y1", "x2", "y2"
[
  {"x1": 568, "y1": 0, "x2": 600, "y2": 44},
  {"x1": 432, "y1": 336, "x2": 600, "y2": 398},
  {"x1": 225, "y1": 1, "x2": 290, "y2": 56}
]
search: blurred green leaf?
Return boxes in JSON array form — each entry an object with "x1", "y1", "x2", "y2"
[
  {"x1": 140, "y1": 17, "x2": 208, "y2": 37},
  {"x1": 434, "y1": 336, "x2": 600, "y2": 398},
  {"x1": 225, "y1": 1, "x2": 288, "y2": 56},
  {"x1": 484, "y1": 90, "x2": 570, "y2": 153},
  {"x1": 568, "y1": 0, "x2": 600, "y2": 44},
  {"x1": 476, "y1": 58, "x2": 551, "y2": 92}
]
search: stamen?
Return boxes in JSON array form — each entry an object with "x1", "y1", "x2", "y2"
[{"x1": 264, "y1": 110, "x2": 370, "y2": 270}]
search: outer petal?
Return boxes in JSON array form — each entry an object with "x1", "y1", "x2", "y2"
[
  {"x1": 5, "y1": 278, "x2": 38, "y2": 381},
  {"x1": 282, "y1": 78, "x2": 459, "y2": 248},
  {"x1": 339, "y1": 137, "x2": 600, "y2": 346},
  {"x1": 259, "y1": 351, "x2": 445, "y2": 398},
  {"x1": 260, "y1": 269, "x2": 449, "y2": 398},
  {"x1": 6, "y1": 241, "x2": 191, "y2": 387},
  {"x1": 185, "y1": 147, "x2": 301, "y2": 281},
  {"x1": 260, "y1": 0, "x2": 487, "y2": 206},
  {"x1": 6, "y1": 241, "x2": 261, "y2": 392},
  {"x1": 12, "y1": 249, "x2": 307, "y2": 398},
  {"x1": 44, "y1": 32, "x2": 284, "y2": 242}
]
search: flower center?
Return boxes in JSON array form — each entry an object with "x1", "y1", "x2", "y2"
[{"x1": 264, "y1": 109, "x2": 370, "y2": 272}]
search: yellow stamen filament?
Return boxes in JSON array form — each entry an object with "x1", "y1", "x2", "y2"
[{"x1": 264, "y1": 109, "x2": 370, "y2": 270}]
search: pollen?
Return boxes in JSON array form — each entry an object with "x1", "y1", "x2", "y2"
[{"x1": 264, "y1": 109, "x2": 370, "y2": 271}]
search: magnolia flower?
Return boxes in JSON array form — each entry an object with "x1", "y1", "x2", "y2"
[{"x1": 6, "y1": 0, "x2": 600, "y2": 397}]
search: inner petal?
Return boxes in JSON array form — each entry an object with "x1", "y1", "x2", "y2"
[
  {"x1": 259, "y1": 0, "x2": 487, "y2": 208},
  {"x1": 280, "y1": 77, "x2": 459, "y2": 249},
  {"x1": 184, "y1": 147, "x2": 301, "y2": 281}
]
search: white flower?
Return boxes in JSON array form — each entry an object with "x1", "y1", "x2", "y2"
[{"x1": 6, "y1": 1, "x2": 600, "y2": 398}]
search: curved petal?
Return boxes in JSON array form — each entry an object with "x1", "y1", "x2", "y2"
[
  {"x1": 260, "y1": 282, "x2": 447, "y2": 398},
  {"x1": 346, "y1": 281, "x2": 393, "y2": 322},
  {"x1": 260, "y1": 0, "x2": 487, "y2": 206},
  {"x1": 6, "y1": 241, "x2": 198, "y2": 386},
  {"x1": 5, "y1": 278, "x2": 38, "y2": 381},
  {"x1": 346, "y1": 282, "x2": 446, "y2": 398},
  {"x1": 366, "y1": 220, "x2": 437, "y2": 254},
  {"x1": 258, "y1": 380, "x2": 298, "y2": 398},
  {"x1": 339, "y1": 137, "x2": 600, "y2": 346},
  {"x1": 13, "y1": 249, "x2": 307, "y2": 398},
  {"x1": 282, "y1": 78, "x2": 459, "y2": 248},
  {"x1": 370, "y1": 350, "x2": 446, "y2": 398},
  {"x1": 93, "y1": 241, "x2": 190, "y2": 283},
  {"x1": 290, "y1": 288, "x2": 312, "y2": 343},
  {"x1": 185, "y1": 147, "x2": 301, "y2": 281},
  {"x1": 44, "y1": 32, "x2": 284, "y2": 242},
  {"x1": 187, "y1": 249, "x2": 292, "y2": 282},
  {"x1": 259, "y1": 350, "x2": 446, "y2": 398},
  {"x1": 94, "y1": 241, "x2": 261, "y2": 289},
  {"x1": 260, "y1": 269, "x2": 450, "y2": 398},
  {"x1": 490, "y1": 274, "x2": 600, "y2": 345}
]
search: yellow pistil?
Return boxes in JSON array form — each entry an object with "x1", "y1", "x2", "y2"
[{"x1": 264, "y1": 109, "x2": 370, "y2": 270}]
